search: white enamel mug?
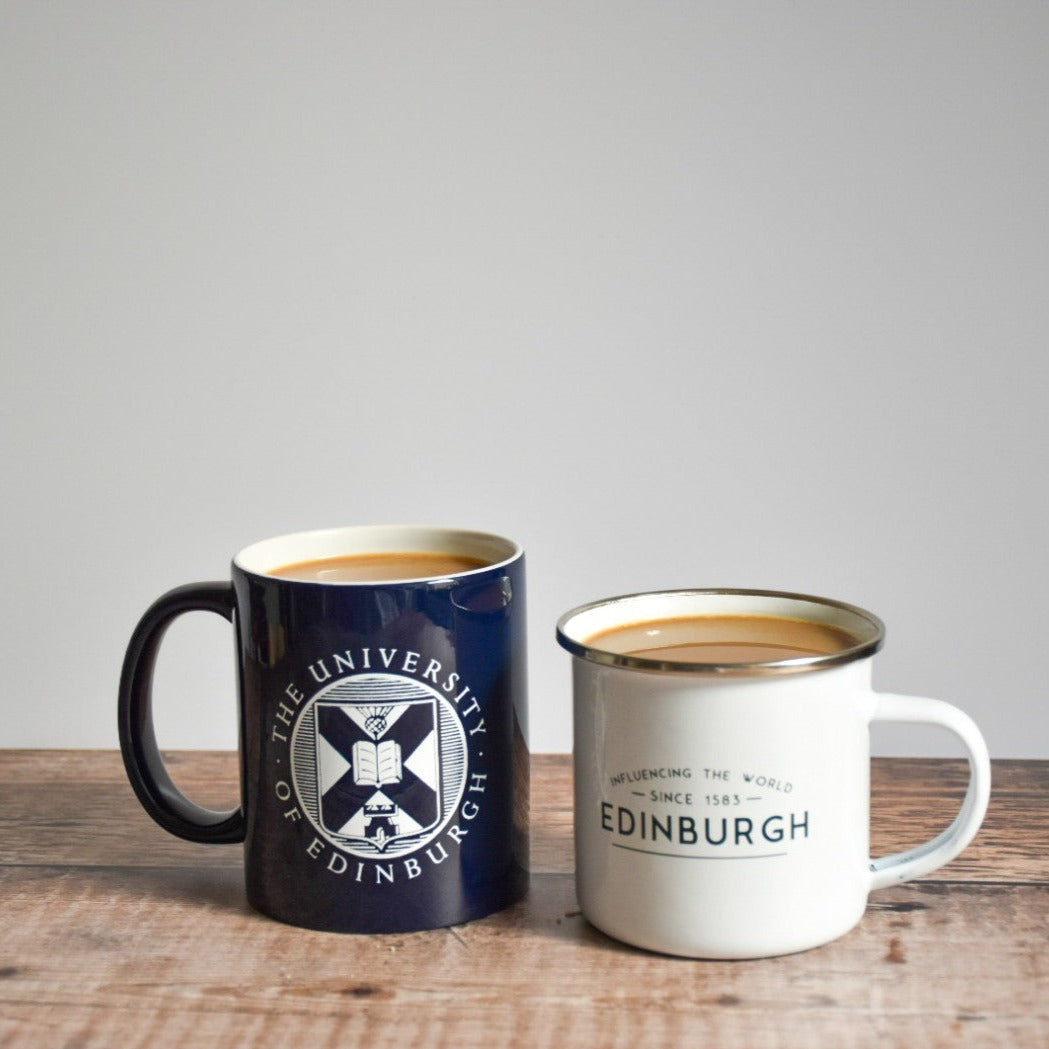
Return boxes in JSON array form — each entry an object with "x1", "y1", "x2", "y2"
[{"x1": 556, "y1": 590, "x2": 991, "y2": 959}]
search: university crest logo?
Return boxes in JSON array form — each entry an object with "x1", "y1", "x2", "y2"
[{"x1": 289, "y1": 673, "x2": 469, "y2": 859}]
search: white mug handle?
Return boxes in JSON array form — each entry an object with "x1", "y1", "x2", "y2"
[{"x1": 868, "y1": 693, "x2": 991, "y2": 892}]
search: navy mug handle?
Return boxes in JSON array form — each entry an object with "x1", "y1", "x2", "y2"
[{"x1": 118, "y1": 582, "x2": 246, "y2": 844}]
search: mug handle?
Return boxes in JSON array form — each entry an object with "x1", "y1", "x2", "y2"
[
  {"x1": 118, "y1": 582, "x2": 246, "y2": 844},
  {"x1": 868, "y1": 693, "x2": 991, "y2": 891}
]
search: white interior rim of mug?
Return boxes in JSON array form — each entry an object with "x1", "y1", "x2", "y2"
[
  {"x1": 234, "y1": 525, "x2": 522, "y2": 584},
  {"x1": 556, "y1": 589, "x2": 885, "y2": 675}
]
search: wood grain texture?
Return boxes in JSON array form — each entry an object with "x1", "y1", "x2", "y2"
[{"x1": 1, "y1": 752, "x2": 1046, "y2": 1049}]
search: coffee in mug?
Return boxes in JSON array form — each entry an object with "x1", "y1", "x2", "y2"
[
  {"x1": 270, "y1": 551, "x2": 490, "y2": 583},
  {"x1": 585, "y1": 613, "x2": 857, "y2": 664}
]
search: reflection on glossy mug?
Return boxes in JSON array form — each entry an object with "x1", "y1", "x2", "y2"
[
  {"x1": 557, "y1": 589, "x2": 990, "y2": 959},
  {"x1": 119, "y1": 525, "x2": 528, "y2": 933}
]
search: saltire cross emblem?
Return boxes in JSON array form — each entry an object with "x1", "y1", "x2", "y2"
[{"x1": 315, "y1": 696, "x2": 441, "y2": 852}]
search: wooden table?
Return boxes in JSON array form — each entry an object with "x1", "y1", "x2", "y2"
[{"x1": 1, "y1": 752, "x2": 1046, "y2": 1048}]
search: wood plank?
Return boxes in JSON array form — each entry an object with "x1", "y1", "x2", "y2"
[
  {"x1": 1, "y1": 751, "x2": 1047, "y2": 1049},
  {"x1": 528, "y1": 753, "x2": 574, "y2": 875},
  {"x1": 2, "y1": 753, "x2": 1044, "y2": 882},
  {"x1": 0, "y1": 750, "x2": 243, "y2": 870},
  {"x1": 870, "y1": 758, "x2": 1049, "y2": 883},
  {"x1": 527, "y1": 755, "x2": 1049, "y2": 882},
  {"x1": 0, "y1": 866, "x2": 1045, "y2": 1049}
]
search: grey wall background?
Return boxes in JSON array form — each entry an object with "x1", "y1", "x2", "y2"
[{"x1": 3, "y1": 3, "x2": 1047, "y2": 757}]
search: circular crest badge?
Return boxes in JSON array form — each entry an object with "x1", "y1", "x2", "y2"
[{"x1": 289, "y1": 673, "x2": 469, "y2": 859}]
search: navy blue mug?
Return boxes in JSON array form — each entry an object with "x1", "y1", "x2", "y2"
[{"x1": 118, "y1": 525, "x2": 528, "y2": 933}]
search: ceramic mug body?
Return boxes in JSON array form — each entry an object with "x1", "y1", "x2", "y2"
[
  {"x1": 120, "y1": 525, "x2": 529, "y2": 933},
  {"x1": 558, "y1": 590, "x2": 990, "y2": 959}
]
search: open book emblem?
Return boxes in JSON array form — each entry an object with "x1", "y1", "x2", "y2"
[{"x1": 315, "y1": 696, "x2": 442, "y2": 853}]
